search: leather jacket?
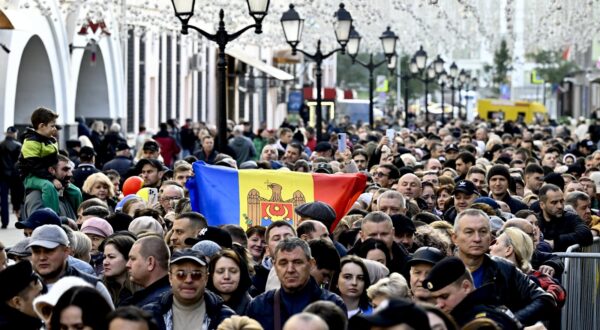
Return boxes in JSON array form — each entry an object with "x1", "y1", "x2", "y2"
[{"x1": 480, "y1": 254, "x2": 556, "y2": 326}]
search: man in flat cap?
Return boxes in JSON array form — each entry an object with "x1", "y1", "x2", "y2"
[
  {"x1": 407, "y1": 247, "x2": 445, "y2": 303},
  {"x1": 423, "y1": 257, "x2": 520, "y2": 329},
  {"x1": 0, "y1": 261, "x2": 44, "y2": 329}
]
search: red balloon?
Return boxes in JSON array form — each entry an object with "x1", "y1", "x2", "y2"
[{"x1": 122, "y1": 176, "x2": 144, "y2": 196}]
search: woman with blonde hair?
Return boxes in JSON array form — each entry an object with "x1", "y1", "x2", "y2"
[
  {"x1": 82, "y1": 172, "x2": 116, "y2": 211},
  {"x1": 490, "y1": 227, "x2": 534, "y2": 273},
  {"x1": 366, "y1": 273, "x2": 410, "y2": 308},
  {"x1": 217, "y1": 316, "x2": 263, "y2": 330}
]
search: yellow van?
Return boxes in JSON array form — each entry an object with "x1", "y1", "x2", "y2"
[{"x1": 476, "y1": 99, "x2": 548, "y2": 124}]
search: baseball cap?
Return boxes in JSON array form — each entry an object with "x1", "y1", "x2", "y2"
[
  {"x1": 445, "y1": 143, "x2": 459, "y2": 152},
  {"x1": 15, "y1": 208, "x2": 61, "y2": 229},
  {"x1": 406, "y1": 247, "x2": 445, "y2": 267},
  {"x1": 136, "y1": 158, "x2": 164, "y2": 171},
  {"x1": 0, "y1": 261, "x2": 39, "y2": 302},
  {"x1": 170, "y1": 249, "x2": 207, "y2": 266},
  {"x1": 116, "y1": 142, "x2": 131, "y2": 151},
  {"x1": 142, "y1": 140, "x2": 160, "y2": 152},
  {"x1": 6, "y1": 126, "x2": 17, "y2": 134},
  {"x1": 79, "y1": 146, "x2": 97, "y2": 157},
  {"x1": 27, "y1": 225, "x2": 69, "y2": 249},
  {"x1": 351, "y1": 298, "x2": 431, "y2": 330},
  {"x1": 580, "y1": 139, "x2": 595, "y2": 149},
  {"x1": 453, "y1": 180, "x2": 479, "y2": 196},
  {"x1": 314, "y1": 162, "x2": 333, "y2": 174},
  {"x1": 6, "y1": 238, "x2": 32, "y2": 258}
]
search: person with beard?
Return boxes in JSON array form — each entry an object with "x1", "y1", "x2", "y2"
[
  {"x1": 536, "y1": 184, "x2": 593, "y2": 252},
  {"x1": 22, "y1": 154, "x2": 82, "y2": 220}
]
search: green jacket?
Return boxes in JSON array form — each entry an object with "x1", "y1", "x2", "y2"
[{"x1": 18, "y1": 128, "x2": 58, "y2": 180}]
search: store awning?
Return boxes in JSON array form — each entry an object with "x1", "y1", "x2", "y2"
[{"x1": 225, "y1": 48, "x2": 293, "y2": 81}]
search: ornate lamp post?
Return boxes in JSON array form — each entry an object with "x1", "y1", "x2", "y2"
[
  {"x1": 281, "y1": 3, "x2": 353, "y2": 142},
  {"x1": 448, "y1": 61, "x2": 459, "y2": 119},
  {"x1": 346, "y1": 26, "x2": 397, "y2": 128},
  {"x1": 170, "y1": 0, "x2": 270, "y2": 152}
]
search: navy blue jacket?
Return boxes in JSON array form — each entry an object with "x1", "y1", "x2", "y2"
[
  {"x1": 246, "y1": 278, "x2": 346, "y2": 330},
  {"x1": 119, "y1": 275, "x2": 171, "y2": 308},
  {"x1": 143, "y1": 290, "x2": 235, "y2": 330},
  {"x1": 103, "y1": 155, "x2": 134, "y2": 178}
]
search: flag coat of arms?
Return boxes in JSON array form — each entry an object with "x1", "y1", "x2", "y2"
[{"x1": 187, "y1": 161, "x2": 367, "y2": 230}]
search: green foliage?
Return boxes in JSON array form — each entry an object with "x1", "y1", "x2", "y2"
[
  {"x1": 526, "y1": 50, "x2": 578, "y2": 84},
  {"x1": 493, "y1": 39, "x2": 512, "y2": 86},
  {"x1": 336, "y1": 53, "x2": 430, "y2": 102}
]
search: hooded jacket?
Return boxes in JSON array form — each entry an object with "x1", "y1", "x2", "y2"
[{"x1": 143, "y1": 290, "x2": 235, "y2": 330}]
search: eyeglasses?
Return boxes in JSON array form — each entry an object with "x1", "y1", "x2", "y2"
[
  {"x1": 171, "y1": 270, "x2": 205, "y2": 281},
  {"x1": 374, "y1": 171, "x2": 389, "y2": 178}
]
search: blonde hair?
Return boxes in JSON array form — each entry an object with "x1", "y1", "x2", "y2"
[
  {"x1": 366, "y1": 272, "x2": 410, "y2": 301},
  {"x1": 217, "y1": 316, "x2": 264, "y2": 330},
  {"x1": 82, "y1": 172, "x2": 115, "y2": 198},
  {"x1": 71, "y1": 231, "x2": 92, "y2": 262},
  {"x1": 501, "y1": 227, "x2": 533, "y2": 273}
]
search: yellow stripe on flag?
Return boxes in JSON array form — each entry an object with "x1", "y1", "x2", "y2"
[{"x1": 239, "y1": 170, "x2": 314, "y2": 230}]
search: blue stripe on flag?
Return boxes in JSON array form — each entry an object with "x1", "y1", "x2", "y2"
[{"x1": 188, "y1": 161, "x2": 240, "y2": 226}]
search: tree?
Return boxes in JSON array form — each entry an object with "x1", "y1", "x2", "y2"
[
  {"x1": 492, "y1": 39, "x2": 512, "y2": 87},
  {"x1": 526, "y1": 50, "x2": 578, "y2": 84}
]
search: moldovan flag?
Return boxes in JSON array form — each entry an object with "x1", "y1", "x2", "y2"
[{"x1": 187, "y1": 161, "x2": 367, "y2": 230}]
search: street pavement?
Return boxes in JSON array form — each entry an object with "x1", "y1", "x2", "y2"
[{"x1": 0, "y1": 212, "x2": 25, "y2": 247}]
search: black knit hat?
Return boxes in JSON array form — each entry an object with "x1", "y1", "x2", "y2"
[
  {"x1": 423, "y1": 257, "x2": 467, "y2": 292},
  {"x1": 487, "y1": 164, "x2": 511, "y2": 183}
]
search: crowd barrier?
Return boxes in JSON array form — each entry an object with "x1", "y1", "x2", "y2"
[{"x1": 554, "y1": 237, "x2": 600, "y2": 330}]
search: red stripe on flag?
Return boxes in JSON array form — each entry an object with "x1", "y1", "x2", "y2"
[{"x1": 313, "y1": 173, "x2": 367, "y2": 231}]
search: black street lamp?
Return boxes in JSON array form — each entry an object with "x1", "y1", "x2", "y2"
[
  {"x1": 347, "y1": 26, "x2": 397, "y2": 128},
  {"x1": 448, "y1": 61, "x2": 459, "y2": 119},
  {"x1": 170, "y1": 0, "x2": 270, "y2": 152},
  {"x1": 458, "y1": 69, "x2": 468, "y2": 119},
  {"x1": 409, "y1": 46, "x2": 442, "y2": 122},
  {"x1": 281, "y1": 3, "x2": 353, "y2": 142},
  {"x1": 438, "y1": 70, "x2": 448, "y2": 124},
  {"x1": 387, "y1": 54, "x2": 413, "y2": 128}
]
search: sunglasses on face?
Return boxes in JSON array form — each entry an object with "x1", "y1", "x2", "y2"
[{"x1": 171, "y1": 270, "x2": 205, "y2": 281}]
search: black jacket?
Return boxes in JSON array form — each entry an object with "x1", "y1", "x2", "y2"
[
  {"x1": 72, "y1": 163, "x2": 100, "y2": 189},
  {"x1": 496, "y1": 193, "x2": 529, "y2": 214},
  {"x1": 532, "y1": 250, "x2": 564, "y2": 278},
  {"x1": 0, "y1": 136, "x2": 21, "y2": 178},
  {"x1": 480, "y1": 254, "x2": 556, "y2": 326},
  {"x1": 103, "y1": 155, "x2": 134, "y2": 178},
  {"x1": 536, "y1": 211, "x2": 593, "y2": 252},
  {"x1": 246, "y1": 278, "x2": 346, "y2": 330},
  {"x1": 0, "y1": 303, "x2": 43, "y2": 330},
  {"x1": 451, "y1": 284, "x2": 521, "y2": 329},
  {"x1": 143, "y1": 290, "x2": 235, "y2": 330},
  {"x1": 443, "y1": 206, "x2": 459, "y2": 223},
  {"x1": 119, "y1": 275, "x2": 171, "y2": 307}
]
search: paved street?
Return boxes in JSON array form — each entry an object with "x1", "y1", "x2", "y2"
[{"x1": 0, "y1": 212, "x2": 24, "y2": 247}]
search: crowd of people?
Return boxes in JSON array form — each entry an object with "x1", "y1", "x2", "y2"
[{"x1": 0, "y1": 106, "x2": 598, "y2": 330}]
